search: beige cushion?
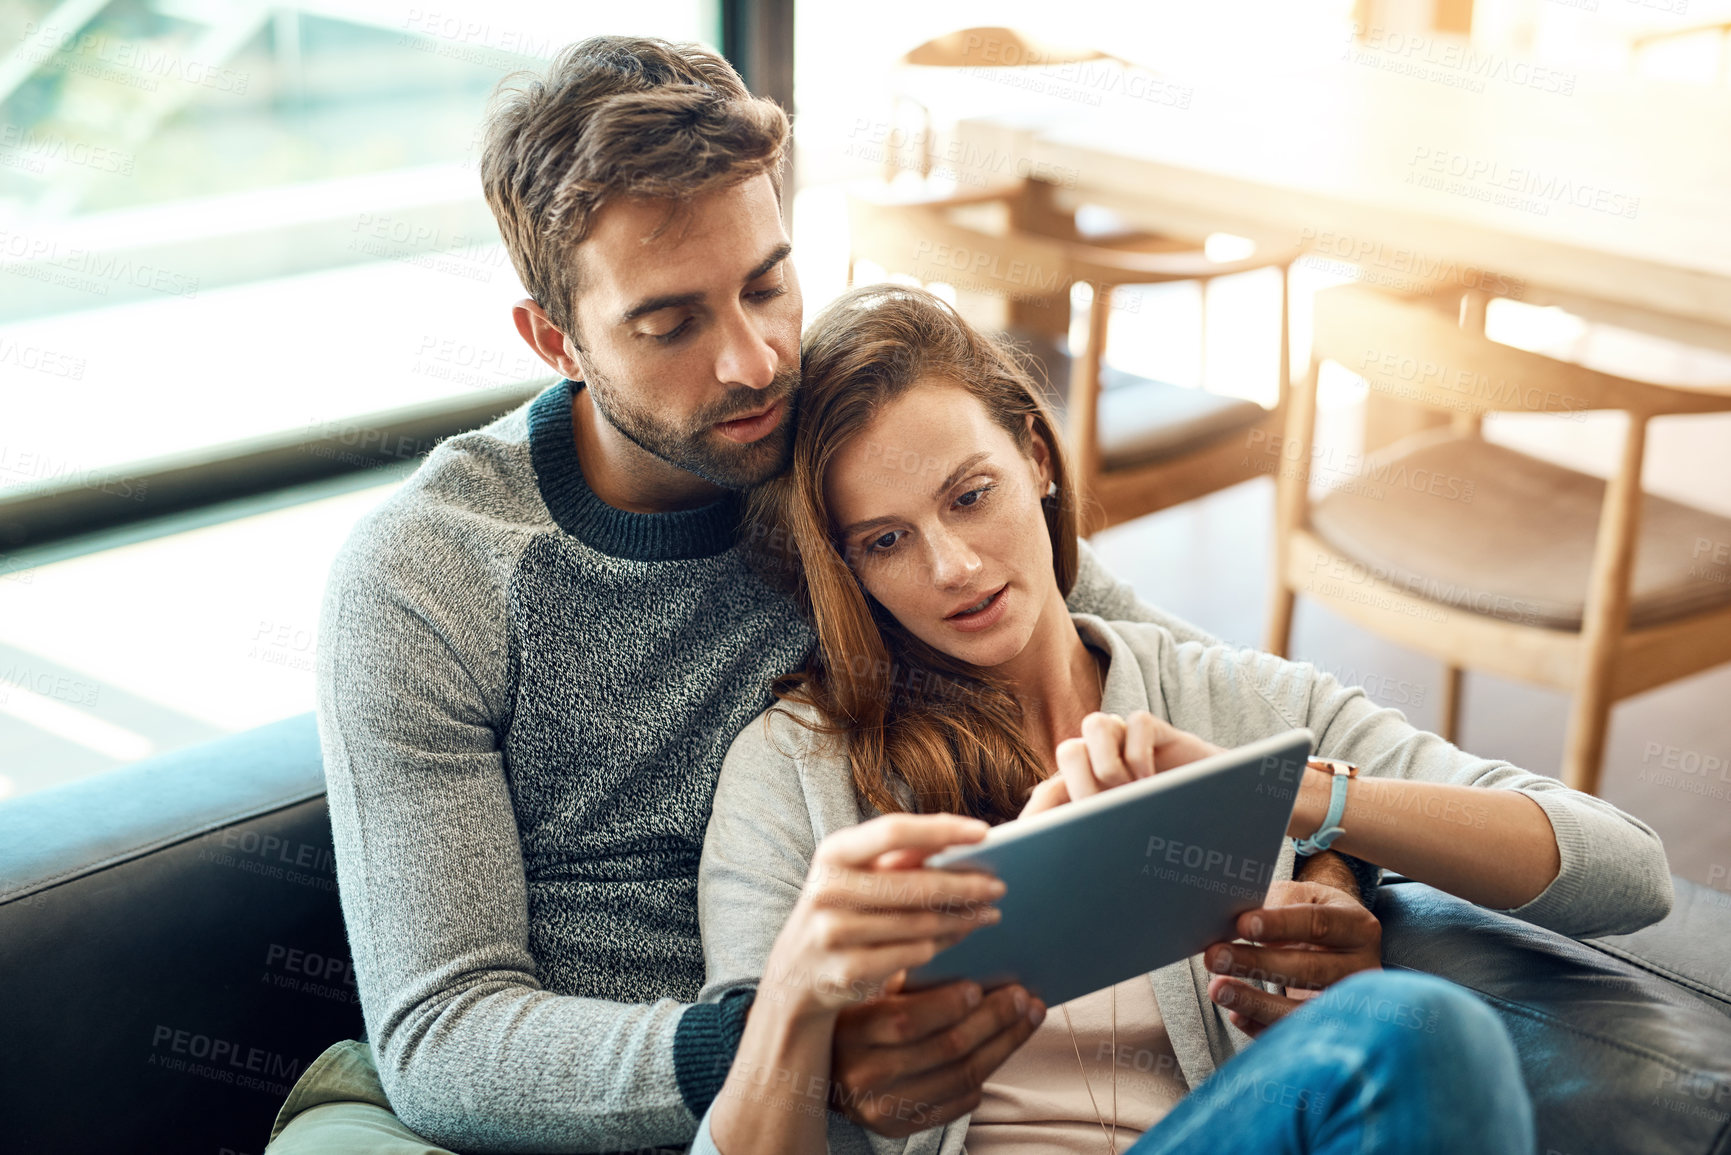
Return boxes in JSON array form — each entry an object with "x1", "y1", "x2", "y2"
[
  {"x1": 1095, "y1": 369, "x2": 1270, "y2": 468},
  {"x1": 1309, "y1": 433, "x2": 1731, "y2": 631},
  {"x1": 1000, "y1": 331, "x2": 1269, "y2": 468}
]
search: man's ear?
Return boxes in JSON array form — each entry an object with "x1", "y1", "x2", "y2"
[
  {"x1": 1026, "y1": 412, "x2": 1055, "y2": 491},
  {"x1": 513, "y1": 298, "x2": 586, "y2": 381}
]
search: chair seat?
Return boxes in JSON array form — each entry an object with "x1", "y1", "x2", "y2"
[
  {"x1": 1095, "y1": 369, "x2": 1271, "y2": 469},
  {"x1": 1309, "y1": 433, "x2": 1731, "y2": 631},
  {"x1": 1002, "y1": 331, "x2": 1271, "y2": 469}
]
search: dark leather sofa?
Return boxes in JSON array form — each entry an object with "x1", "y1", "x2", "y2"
[{"x1": 3, "y1": 714, "x2": 1729, "y2": 1155}]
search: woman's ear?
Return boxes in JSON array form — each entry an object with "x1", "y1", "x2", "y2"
[{"x1": 1026, "y1": 412, "x2": 1055, "y2": 492}]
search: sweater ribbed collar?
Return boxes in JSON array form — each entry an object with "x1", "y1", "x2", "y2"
[{"x1": 527, "y1": 379, "x2": 744, "y2": 562}]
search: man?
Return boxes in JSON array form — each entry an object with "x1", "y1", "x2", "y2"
[{"x1": 264, "y1": 36, "x2": 1385, "y2": 1154}]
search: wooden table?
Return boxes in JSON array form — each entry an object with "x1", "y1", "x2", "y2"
[
  {"x1": 949, "y1": 54, "x2": 1731, "y2": 450},
  {"x1": 951, "y1": 55, "x2": 1731, "y2": 346}
]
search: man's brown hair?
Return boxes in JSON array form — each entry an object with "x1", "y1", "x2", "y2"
[{"x1": 480, "y1": 36, "x2": 790, "y2": 340}]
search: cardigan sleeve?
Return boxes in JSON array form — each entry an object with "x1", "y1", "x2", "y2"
[
  {"x1": 696, "y1": 707, "x2": 936, "y2": 1155},
  {"x1": 1267, "y1": 652, "x2": 1672, "y2": 938},
  {"x1": 698, "y1": 707, "x2": 825, "y2": 1004},
  {"x1": 1142, "y1": 625, "x2": 1673, "y2": 939}
]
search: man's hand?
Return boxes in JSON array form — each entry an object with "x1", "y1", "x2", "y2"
[
  {"x1": 829, "y1": 977, "x2": 1046, "y2": 1136},
  {"x1": 1202, "y1": 852, "x2": 1382, "y2": 1037}
]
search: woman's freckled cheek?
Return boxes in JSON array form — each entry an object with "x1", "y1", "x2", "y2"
[{"x1": 864, "y1": 551, "x2": 935, "y2": 622}]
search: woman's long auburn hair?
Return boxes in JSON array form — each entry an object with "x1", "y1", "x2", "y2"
[{"x1": 744, "y1": 284, "x2": 1081, "y2": 824}]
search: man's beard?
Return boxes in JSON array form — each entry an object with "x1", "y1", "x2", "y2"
[{"x1": 583, "y1": 359, "x2": 800, "y2": 492}]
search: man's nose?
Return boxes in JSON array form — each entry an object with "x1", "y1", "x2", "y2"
[{"x1": 714, "y1": 308, "x2": 779, "y2": 391}]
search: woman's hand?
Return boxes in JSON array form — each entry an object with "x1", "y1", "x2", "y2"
[
  {"x1": 713, "y1": 815, "x2": 1005, "y2": 1154},
  {"x1": 756, "y1": 813, "x2": 1008, "y2": 1019},
  {"x1": 1020, "y1": 712, "x2": 1226, "y2": 819}
]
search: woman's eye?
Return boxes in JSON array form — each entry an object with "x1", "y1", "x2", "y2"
[
  {"x1": 868, "y1": 530, "x2": 901, "y2": 553},
  {"x1": 955, "y1": 483, "x2": 994, "y2": 509}
]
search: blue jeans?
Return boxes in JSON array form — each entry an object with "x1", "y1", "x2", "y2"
[{"x1": 1128, "y1": 970, "x2": 1534, "y2": 1154}]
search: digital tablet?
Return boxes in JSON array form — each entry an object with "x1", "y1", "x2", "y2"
[{"x1": 904, "y1": 728, "x2": 1313, "y2": 1007}]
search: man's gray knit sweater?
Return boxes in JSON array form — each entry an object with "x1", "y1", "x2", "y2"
[{"x1": 314, "y1": 378, "x2": 1215, "y2": 1154}]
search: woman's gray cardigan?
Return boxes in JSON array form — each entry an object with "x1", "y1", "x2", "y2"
[{"x1": 688, "y1": 614, "x2": 1674, "y2": 1154}]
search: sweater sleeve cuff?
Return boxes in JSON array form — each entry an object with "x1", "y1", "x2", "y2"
[
  {"x1": 674, "y1": 988, "x2": 756, "y2": 1118},
  {"x1": 1499, "y1": 788, "x2": 1590, "y2": 927}
]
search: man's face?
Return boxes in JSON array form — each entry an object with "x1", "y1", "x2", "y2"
[{"x1": 566, "y1": 174, "x2": 803, "y2": 490}]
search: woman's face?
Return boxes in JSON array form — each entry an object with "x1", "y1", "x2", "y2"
[{"x1": 825, "y1": 379, "x2": 1057, "y2": 669}]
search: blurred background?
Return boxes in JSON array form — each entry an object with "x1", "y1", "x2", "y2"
[{"x1": 1, "y1": 0, "x2": 1729, "y2": 887}]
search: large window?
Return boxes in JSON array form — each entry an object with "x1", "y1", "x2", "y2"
[
  {"x1": 0, "y1": 1, "x2": 714, "y2": 523},
  {"x1": 0, "y1": 2, "x2": 715, "y2": 797}
]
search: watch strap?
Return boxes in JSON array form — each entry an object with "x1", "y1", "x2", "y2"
[{"x1": 1294, "y1": 758, "x2": 1357, "y2": 856}]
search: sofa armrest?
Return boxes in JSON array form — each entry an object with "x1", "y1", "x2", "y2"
[
  {"x1": 0, "y1": 713, "x2": 362, "y2": 1155},
  {"x1": 1588, "y1": 878, "x2": 1731, "y2": 1019},
  {"x1": 1376, "y1": 878, "x2": 1731, "y2": 1155}
]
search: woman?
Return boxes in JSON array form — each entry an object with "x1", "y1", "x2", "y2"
[{"x1": 691, "y1": 285, "x2": 1672, "y2": 1153}]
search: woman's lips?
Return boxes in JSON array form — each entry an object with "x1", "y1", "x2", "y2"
[
  {"x1": 945, "y1": 584, "x2": 1010, "y2": 633},
  {"x1": 715, "y1": 399, "x2": 784, "y2": 444}
]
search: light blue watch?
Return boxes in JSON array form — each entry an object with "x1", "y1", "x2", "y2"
[{"x1": 1293, "y1": 757, "x2": 1359, "y2": 856}]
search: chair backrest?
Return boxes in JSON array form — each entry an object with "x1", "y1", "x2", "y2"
[
  {"x1": 849, "y1": 188, "x2": 1294, "y2": 299},
  {"x1": 1309, "y1": 284, "x2": 1731, "y2": 421},
  {"x1": 846, "y1": 194, "x2": 1082, "y2": 307},
  {"x1": 0, "y1": 714, "x2": 360, "y2": 1155}
]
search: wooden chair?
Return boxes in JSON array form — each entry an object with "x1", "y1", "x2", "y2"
[
  {"x1": 1265, "y1": 283, "x2": 1731, "y2": 794},
  {"x1": 847, "y1": 179, "x2": 1302, "y2": 534}
]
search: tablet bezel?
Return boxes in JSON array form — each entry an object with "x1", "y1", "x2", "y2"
[{"x1": 905, "y1": 728, "x2": 1314, "y2": 1005}]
